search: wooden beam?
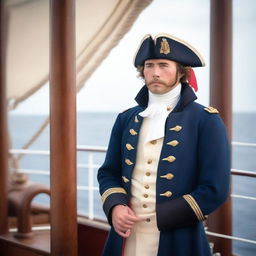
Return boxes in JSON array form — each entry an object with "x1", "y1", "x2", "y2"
[
  {"x1": 208, "y1": 0, "x2": 233, "y2": 255},
  {"x1": 49, "y1": 1, "x2": 77, "y2": 255},
  {"x1": 0, "y1": 0, "x2": 9, "y2": 235}
]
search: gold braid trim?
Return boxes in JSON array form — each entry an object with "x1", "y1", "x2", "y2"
[
  {"x1": 183, "y1": 194, "x2": 206, "y2": 221},
  {"x1": 101, "y1": 187, "x2": 127, "y2": 204}
]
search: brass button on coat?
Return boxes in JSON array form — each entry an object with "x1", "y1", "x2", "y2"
[
  {"x1": 144, "y1": 194, "x2": 149, "y2": 198},
  {"x1": 160, "y1": 173, "x2": 174, "y2": 180},
  {"x1": 145, "y1": 172, "x2": 151, "y2": 176},
  {"x1": 166, "y1": 106, "x2": 172, "y2": 111},
  {"x1": 146, "y1": 218, "x2": 151, "y2": 222},
  {"x1": 122, "y1": 176, "x2": 129, "y2": 183},
  {"x1": 162, "y1": 156, "x2": 176, "y2": 163},
  {"x1": 167, "y1": 140, "x2": 179, "y2": 147},
  {"x1": 147, "y1": 159, "x2": 152, "y2": 164},
  {"x1": 150, "y1": 140, "x2": 157, "y2": 145},
  {"x1": 142, "y1": 204, "x2": 148, "y2": 208},
  {"x1": 160, "y1": 191, "x2": 172, "y2": 197},
  {"x1": 144, "y1": 184, "x2": 149, "y2": 189},
  {"x1": 125, "y1": 143, "x2": 134, "y2": 151},
  {"x1": 170, "y1": 125, "x2": 182, "y2": 132},
  {"x1": 129, "y1": 129, "x2": 137, "y2": 135},
  {"x1": 125, "y1": 159, "x2": 133, "y2": 165}
]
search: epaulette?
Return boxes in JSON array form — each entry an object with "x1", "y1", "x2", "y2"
[{"x1": 204, "y1": 106, "x2": 219, "y2": 114}]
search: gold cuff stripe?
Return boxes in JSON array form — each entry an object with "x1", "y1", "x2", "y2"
[
  {"x1": 183, "y1": 194, "x2": 205, "y2": 221},
  {"x1": 102, "y1": 187, "x2": 127, "y2": 204}
]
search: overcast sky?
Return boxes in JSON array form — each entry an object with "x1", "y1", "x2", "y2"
[{"x1": 11, "y1": 0, "x2": 256, "y2": 114}]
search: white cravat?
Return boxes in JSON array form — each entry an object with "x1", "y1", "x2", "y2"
[{"x1": 139, "y1": 83, "x2": 181, "y2": 143}]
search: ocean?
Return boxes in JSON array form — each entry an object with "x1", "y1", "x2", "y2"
[{"x1": 8, "y1": 111, "x2": 256, "y2": 256}]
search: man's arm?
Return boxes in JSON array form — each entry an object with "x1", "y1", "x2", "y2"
[{"x1": 97, "y1": 114, "x2": 129, "y2": 224}]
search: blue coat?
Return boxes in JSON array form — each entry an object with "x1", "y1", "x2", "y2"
[{"x1": 97, "y1": 83, "x2": 230, "y2": 256}]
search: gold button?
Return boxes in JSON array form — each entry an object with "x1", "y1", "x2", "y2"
[
  {"x1": 147, "y1": 159, "x2": 152, "y2": 164},
  {"x1": 126, "y1": 143, "x2": 134, "y2": 150},
  {"x1": 160, "y1": 173, "x2": 174, "y2": 180},
  {"x1": 146, "y1": 172, "x2": 151, "y2": 176},
  {"x1": 162, "y1": 156, "x2": 176, "y2": 163},
  {"x1": 160, "y1": 191, "x2": 172, "y2": 197},
  {"x1": 144, "y1": 184, "x2": 149, "y2": 189},
  {"x1": 170, "y1": 125, "x2": 182, "y2": 132},
  {"x1": 134, "y1": 116, "x2": 139, "y2": 123},
  {"x1": 142, "y1": 204, "x2": 148, "y2": 208},
  {"x1": 129, "y1": 129, "x2": 137, "y2": 135},
  {"x1": 125, "y1": 159, "x2": 133, "y2": 165},
  {"x1": 150, "y1": 140, "x2": 157, "y2": 145},
  {"x1": 167, "y1": 140, "x2": 179, "y2": 147},
  {"x1": 144, "y1": 194, "x2": 149, "y2": 198},
  {"x1": 146, "y1": 218, "x2": 151, "y2": 222},
  {"x1": 167, "y1": 106, "x2": 171, "y2": 111}
]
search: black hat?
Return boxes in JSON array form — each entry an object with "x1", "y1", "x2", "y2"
[{"x1": 134, "y1": 33, "x2": 205, "y2": 68}]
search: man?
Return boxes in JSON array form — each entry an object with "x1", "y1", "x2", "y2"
[{"x1": 97, "y1": 33, "x2": 230, "y2": 256}]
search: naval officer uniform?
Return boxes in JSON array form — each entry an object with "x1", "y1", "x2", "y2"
[
  {"x1": 124, "y1": 83, "x2": 181, "y2": 256},
  {"x1": 97, "y1": 33, "x2": 230, "y2": 256}
]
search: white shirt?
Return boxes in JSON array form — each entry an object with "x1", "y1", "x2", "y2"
[{"x1": 139, "y1": 83, "x2": 181, "y2": 143}]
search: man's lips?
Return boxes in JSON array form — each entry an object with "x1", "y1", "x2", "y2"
[{"x1": 148, "y1": 80, "x2": 166, "y2": 86}]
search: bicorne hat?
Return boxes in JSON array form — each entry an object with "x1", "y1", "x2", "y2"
[{"x1": 134, "y1": 33, "x2": 205, "y2": 68}]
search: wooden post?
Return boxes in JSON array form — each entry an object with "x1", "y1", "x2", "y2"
[
  {"x1": 50, "y1": 0, "x2": 77, "y2": 255},
  {"x1": 0, "y1": 0, "x2": 9, "y2": 235},
  {"x1": 208, "y1": 0, "x2": 233, "y2": 255}
]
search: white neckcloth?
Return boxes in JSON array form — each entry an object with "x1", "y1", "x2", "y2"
[{"x1": 139, "y1": 83, "x2": 181, "y2": 143}]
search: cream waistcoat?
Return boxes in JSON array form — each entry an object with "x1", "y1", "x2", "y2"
[{"x1": 124, "y1": 116, "x2": 163, "y2": 256}]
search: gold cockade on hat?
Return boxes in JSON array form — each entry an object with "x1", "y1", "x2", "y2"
[{"x1": 160, "y1": 38, "x2": 170, "y2": 55}]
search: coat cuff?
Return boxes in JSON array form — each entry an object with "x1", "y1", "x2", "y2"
[
  {"x1": 157, "y1": 194, "x2": 206, "y2": 231},
  {"x1": 102, "y1": 187, "x2": 128, "y2": 225}
]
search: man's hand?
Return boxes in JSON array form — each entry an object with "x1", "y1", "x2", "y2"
[{"x1": 112, "y1": 205, "x2": 142, "y2": 238}]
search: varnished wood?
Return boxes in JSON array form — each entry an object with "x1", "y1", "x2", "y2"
[
  {"x1": 0, "y1": 0, "x2": 9, "y2": 235},
  {"x1": 208, "y1": 0, "x2": 233, "y2": 255},
  {"x1": 77, "y1": 219, "x2": 109, "y2": 256},
  {"x1": 50, "y1": 0, "x2": 77, "y2": 255},
  {"x1": 12, "y1": 184, "x2": 50, "y2": 237},
  {"x1": 0, "y1": 230, "x2": 50, "y2": 256}
]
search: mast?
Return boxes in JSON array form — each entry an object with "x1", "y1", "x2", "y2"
[
  {"x1": 208, "y1": 0, "x2": 232, "y2": 255},
  {"x1": 50, "y1": 0, "x2": 77, "y2": 255},
  {"x1": 0, "y1": 0, "x2": 8, "y2": 235}
]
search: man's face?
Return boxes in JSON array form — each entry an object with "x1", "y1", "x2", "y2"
[{"x1": 143, "y1": 59, "x2": 181, "y2": 94}]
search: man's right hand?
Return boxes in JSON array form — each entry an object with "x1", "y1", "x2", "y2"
[{"x1": 112, "y1": 205, "x2": 142, "y2": 238}]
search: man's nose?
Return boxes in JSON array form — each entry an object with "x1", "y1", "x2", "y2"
[{"x1": 152, "y1": 67, "x2": 160, "y2": 78}]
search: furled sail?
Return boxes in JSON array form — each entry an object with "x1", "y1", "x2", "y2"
[{"x1": 5, "y1": 0, "x2": 153, "y2": 109}]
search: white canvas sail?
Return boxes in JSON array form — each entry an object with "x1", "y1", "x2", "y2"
[{"x1": 5, "y1": 0, "x2": 153, "y2": 109}]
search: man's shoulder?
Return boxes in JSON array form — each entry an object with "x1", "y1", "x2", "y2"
[
  {"x1": 119, "y1": 105, "x2": 142, "y2": 116},
  {"x1": 187, "y1": 102, "x2": 220, "y2": 116}
]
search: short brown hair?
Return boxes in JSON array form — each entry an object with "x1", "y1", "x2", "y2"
[{"x1": 136, "y1": 62, "x2": 191, "y2": 83}]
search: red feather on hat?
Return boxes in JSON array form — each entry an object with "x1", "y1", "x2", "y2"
[{"x1": 188, "y1": 68, "x2": 198, "y2": 92}]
